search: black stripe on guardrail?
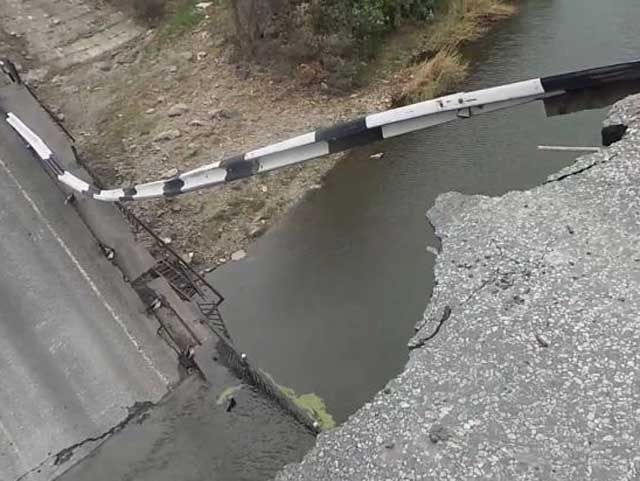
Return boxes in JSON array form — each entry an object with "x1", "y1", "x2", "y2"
[
  {"x1": 8, "y1": 57, "x2": 640, "y2": 202},
  {"x1": 163, "y1": 178, "x2": 185, "y2": 197},
  {"x1": 316, "y1": 118, "x2": 368, "y2": 142},
  {"x1": 541, "y1": 60, "x2": 640, "y2": 92},
  {"x1": 316, "y1": 118, "x2": 384, "y2": 153},
  {"x1": 221, "y1": 155, "x2": 257, "y2": 181},
  {"x1": 47, "y1": 154, "x2": 65, "y2": 176},
  {"x1": 120, "y1": 187, "x2": 137, "y2": 201}
]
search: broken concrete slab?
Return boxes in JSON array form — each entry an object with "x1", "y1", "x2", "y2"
[{"x1": 276, "y1": 95, "x2": 640, "y2": 480}]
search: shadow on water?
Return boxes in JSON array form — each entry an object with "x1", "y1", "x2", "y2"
[{"x1": 209, "y1": 0, "x2": 640, "y2": 424}]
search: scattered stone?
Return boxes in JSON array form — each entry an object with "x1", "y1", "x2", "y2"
[
  {"x1": 23, "y1": 67, "x2": 49, "y2": 85},
  {"x1": 163, "y1": 168, "x2": 179, "y2": 178},
  {"x1": 52, "y1": 18, "x2": 61, "y2": 25},
  {"x1": 197, "y1": 51, "x2": 208, "y2": 61},
  {"x1": 167, "y1": 103, "x2": 190, "y2": 117},
  {"x1": 96, "y1": 61, "x2": 111, "y2": 72},
  {"x1": 231, "y1": 249, "x2": 247, "y2": 261},
  {"x1": 260, "y1": 185, "x2": 268, "y2": 193},
  {"x1": 154, "y1": 129, "x2": 181, "y2": 142},
  {"x1": 56, "y1": 112, "x2": 65, "y2": 122},
  {"x1": 171, "y1": 204, "x2": 182, "y2": 213},
  {"x1": 196, "y1": 2, "x2": 213, "y2": 9},
  {"x1": 426, "y1": 246, "x2": 439, "y2": 256},
  {"x1": 237, "y1": 66, "x2": 250, "y2": 80},
  {"x1": 535, "y1": 333, "x2": 550, "y2": 348},
  {"x1": 249, "y1": 225, "x2": 267, "y2": 239},
  {"x1": 428, "y1": 424, "x2": 451, "y2": 444},
  {"x1": 370, "y1": 152, "x2": 385, "y2": 159},
  {"x1": 207, "y1": 109, "x2": 232, "y2": 120},
  {"x1": 187, "y1": 252, "x2": 195, "y2": 263},
  {"x1": 161, "y1": 237, "x2": 172, "y2": 245},
  {"x1": 145, "y1": 108, "x2": 156, "y2": 115},
  {"x1": 186, "y1": 146, "x2": 200, "y2": 158},
  {"x1": 225, "y1": 396, "x2": 237, "y2": 412},
  {"x1": 219, "y1": 258, "x2": 227, "y2": 264},
  {"x1": 189, "y1": 119, "x2": 206, "y2": 127},
  {"x1": 168, "y1": 65, "x2": 178, "y2": 73}
]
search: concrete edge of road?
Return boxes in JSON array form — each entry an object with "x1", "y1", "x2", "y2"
[
  {"x1": 2, "y1": 73, "x2": 325, "y2": 441},
  {"x1": 1, "y1": 79, "x2": 216, "y2": 375}
]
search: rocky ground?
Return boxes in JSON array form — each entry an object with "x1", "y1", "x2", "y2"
[
  {"x1": 275, "y1": 97, "x2": 640, "y2": 480},
  {"x1": 4, "y1": 0, "x2": 392, "y2": 269},
  {"x1": 0, "y1": 0, "x2": 514, "y2": 271}
]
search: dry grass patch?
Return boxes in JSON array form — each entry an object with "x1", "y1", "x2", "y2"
[
  {"x1": 390, "y1": 0, "x2": 516, "y2": 104},
  {"x1": 392, "y1": 49, "x2": 468, "y2": 105},
  {"x1": 428, "y1": 0, "x2": 517, "y2": 51}
]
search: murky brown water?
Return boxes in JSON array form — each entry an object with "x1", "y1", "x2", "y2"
[
  {"x1": 59, "y1": 373, "x2": 315, "y2": 481},
  {"x1": 210, "y1": 0, "x2": 640, "y2": 423},
  {"x1": 60, "y1": 1, "x2": 640, "y2": 479}
]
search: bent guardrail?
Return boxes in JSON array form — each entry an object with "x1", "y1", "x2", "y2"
[{"x1": 4, "y1": 58, "x2": 640, "y2": 202}]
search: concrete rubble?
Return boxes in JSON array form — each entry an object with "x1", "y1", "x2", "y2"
[{"x1": 277, "y1": 96, "x2": 640, "y2": 480}]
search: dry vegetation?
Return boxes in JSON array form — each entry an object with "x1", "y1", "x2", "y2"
[
  {"x1": 393, "y1": 49, "x2": 468, "y2": 105},
  {"x1": 428, "y1": 0, "x2": 517, "y2": 50},
  {"x1": 392, "y1": 0, "x2": 516, "y2": 104},
  {"x1": 55, "y1": 0, "x2": 517, "y2": 269}
]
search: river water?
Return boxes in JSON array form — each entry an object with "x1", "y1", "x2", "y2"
[
  {"x1": 210, "y1": 0, "x2": 640, "y2": 423},
  {"x1": 60, "y1": 1, "x2": 640, "y2": 479}
]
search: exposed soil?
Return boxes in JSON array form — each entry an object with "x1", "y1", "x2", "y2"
[{"x1": 0, "y1": 0, "x2": 516, "y2": 271}]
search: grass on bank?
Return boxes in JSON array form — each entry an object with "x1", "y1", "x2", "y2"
[
  {"x1": 392, "y1": 49, "x2": 469, "y2": 105},
  {"x1": 162, "y1": 0, "x2": 205, "y2": 38},
  {"x1": 262, "y1": 372, "x2": 336, "y2": 431},
  {"x1": 428, "y1": 0, "x2": 517, "y2": 51},
  {"x1": 388, "y1": 0, "x2": 516, "y2": 104}
]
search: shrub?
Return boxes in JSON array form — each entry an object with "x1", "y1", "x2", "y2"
[
  {"x1": 229, "y1": 0, "x2": 445, "y2": 91},
  {"x1": 132, "y1": 0, "x2": 167, "y2": 21}
]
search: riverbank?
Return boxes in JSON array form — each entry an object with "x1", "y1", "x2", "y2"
[
  {"x1": 275, "y1": 96, "x2": 640, "y2": 480},
  {"x1": 30, "y1": 0, "x2": 517, "y2": 270}
]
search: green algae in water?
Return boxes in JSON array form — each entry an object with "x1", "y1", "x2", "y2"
[
  {"x1": 263, "y1": 372, "x2": 336, "y2": 430},
  {"x1": 216, "y1": 385, "x2": 243, "y2": 405}
]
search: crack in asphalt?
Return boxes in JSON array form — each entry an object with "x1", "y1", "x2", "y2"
[
  {"x1": 13, "y1": 401, "x2": 155, "y2": 481},
  {"x1": 544, "y1": 153, "x2": 617, "y2": 184},
  {"x1": 410, "y1": 236, "x2": 549, "y2": 350},
  {"x1": 409, "y1": 305, "x2": 452, "y2": 350}
]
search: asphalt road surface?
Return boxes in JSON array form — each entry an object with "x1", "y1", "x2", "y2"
[{"x1": 0, "y1": 87, "x2": 178, "y2": 481}]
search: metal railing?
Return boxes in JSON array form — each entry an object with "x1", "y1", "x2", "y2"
[
  {"x1": 3, "y1": 59, "x2": 319, "y2": 433},
  {"x1": 118, "y1": 206, "x2": 231, "y2": 340}
]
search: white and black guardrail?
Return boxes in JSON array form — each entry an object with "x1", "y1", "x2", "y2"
[{"x1": 4, "y1": 59, "x2": 640, "y2": 202}]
